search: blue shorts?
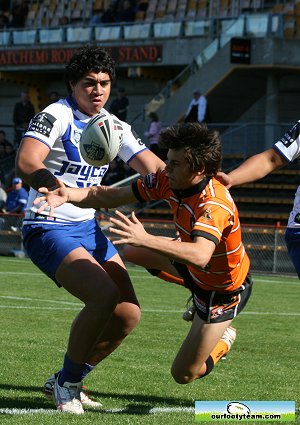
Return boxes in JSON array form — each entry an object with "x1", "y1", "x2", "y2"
[
  {"x1": 22, "y1": 218, "x2": 117, "y2": 285},
  {"x1": 285, "y1": 227, "x2": 300, "y2": 276}
]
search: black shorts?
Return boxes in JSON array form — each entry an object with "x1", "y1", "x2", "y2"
[{"x1": 172, "y1": 262, "x2": 253, "y2": 323}]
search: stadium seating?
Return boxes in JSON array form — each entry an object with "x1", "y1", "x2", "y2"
[
  {"x1": 20, "y1": 0, "x2": 297, "y2": 31},
  {"x1": 137, "y1": 154, "x2": 299, "y2": 226}
]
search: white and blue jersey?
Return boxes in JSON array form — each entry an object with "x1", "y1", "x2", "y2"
[
  {"x1": 23, "y1": 95, "x2": 147, "y2": 225},
  {"x1": 274, "y1": 120, "x2": 300, "y2": 229}
]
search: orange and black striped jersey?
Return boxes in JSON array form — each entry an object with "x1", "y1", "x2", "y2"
[{"x1": 132, "y1": 170, "x2": 250, "y2": 292}]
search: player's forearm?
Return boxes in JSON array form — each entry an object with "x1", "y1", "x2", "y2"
[
  {"x1": 228, "y1": 148, "x2": 285, "y2": 186},
  {"x1": 68, "y1": 185, "x2": 137, "y2": 209},
  {"x1": 140, "y1": 235, "x2": 209, "y2": 268}
]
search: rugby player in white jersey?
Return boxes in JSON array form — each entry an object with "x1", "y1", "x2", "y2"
[{"x1": 15, "y1": 45, "x2": 165, "y2": 414}]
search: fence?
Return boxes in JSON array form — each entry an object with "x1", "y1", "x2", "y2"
[
  {"x1": 0, "y1": 213, "x2": 24, "y2": 256},
  {"x1": 100, "y1": 212, "x2": 295, "y2": 275},
  {"x1": 0, "y1": 212, "x2": 296, "y2": 275}
]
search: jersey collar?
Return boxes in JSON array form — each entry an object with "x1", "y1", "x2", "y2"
[{"x1": 172, "y1": 176, "x2": 210, "y2": 199}]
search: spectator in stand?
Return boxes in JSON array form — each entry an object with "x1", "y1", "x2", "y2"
[
  {"x1": 59, "y1": 16, "x2": 70, "y2": 26},
  {"x1": 101, "y1": 2, "x2": 118, "y2": 23},
  {"x1": 0, "y1": 0, "x2": 10, "y2": 12},
  {"x1": 0, "y1": 144, "x2": 5, "y2": 160},
  {"x1": 117, "y1": 0, "x2": 136, "y2": 22},
  {"x1": 0, "y1": 13, "x2": 9, "y2": 29},
  {"x1": 181, "y1": 89, "x2": 209, "y2": 124},
  {"x1": 48, "y1": 91, "x2": 60, "y2": 104},
  {"x1": 109, "y1": 87, "x2": 129, "y2": 121},
  {"x1": 4, "y1": 177, "x2": 28, "y2": 213},
  {"x1": 144, "y1": 112, "x2": 166, "y2": 160},
  {"x1": 89, "y1": 9, "x2": 103, "y2": 25},
  {"x1": 4, "y1": 143, "x2": 16, "y2": 159},
  {"x1": 44, "y1": 91, "x2": 60, "y2": 108},
  {"x1": 0, "y1": 130, "x2": 15, "y2": 159},
  {"x1": 9, "y1": 0, "x2": 28, "y2": 28},
  {"x1": 13, "y1": 90, "x2": 35, "y2": 147},
  {"x1": 0, "y1": 130, "x2": 11, "y2": 147},
  {"x1": 0, "y1": 180, "x2": 7, "y2": 212}
]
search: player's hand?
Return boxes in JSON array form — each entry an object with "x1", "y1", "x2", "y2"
[
  {"x1": 109, "y1": 210, "x2": 148, "y2": 246},
  {"x1": 33, "y1": 179, "x2": 69, "y2": 217},
  {"x1": 215, "y1": 171, "x2": 233, "y2": 188}
]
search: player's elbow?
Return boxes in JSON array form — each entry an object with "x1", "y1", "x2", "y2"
[{"x1": 191, "y1": 254, "x2": 210, "y2": 270}]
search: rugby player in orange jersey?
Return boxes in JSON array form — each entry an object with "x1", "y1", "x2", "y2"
[{"x1": 34, "y1": 122, "x2": 253, "y2": 384}]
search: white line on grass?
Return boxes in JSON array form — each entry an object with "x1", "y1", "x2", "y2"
[
  {"x1": 0, "y1": 303, "x2": 299, "y2": 316},
  {"x1": 129, "y1": 276, "x2": 300, "y2": 285},
  {"x1": 0, "y1": 406, "x2": 194, "y2": 415},
  {"x1": 0, "y1": 295, "x2": 82, "y2": 306},
  {"x1": 0, "y1": 271, "x2": 45, "y2": 276}
]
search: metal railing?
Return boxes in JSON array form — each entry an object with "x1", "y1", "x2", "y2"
[
  {"x1": 0, "y1": 202, "x2": 296, "y2": 274},
  {"x1": 0, "y1": 12, "x2": 294, "y2": 47}
]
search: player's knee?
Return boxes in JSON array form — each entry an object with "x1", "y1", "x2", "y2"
[
  {"x1": 121, "y1": 304, "x2": 141, "y2": 333},
  {"x1": 170, "y1": 365, "x2": 196, "y2": 384}
]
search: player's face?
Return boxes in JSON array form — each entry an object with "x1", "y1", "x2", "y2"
[
  {"x1": 70, "y1": 71, "x2": 111, "y2": 116},
  {"x1": 165, "y1": 149, "x2": 204, "y2": 190}
]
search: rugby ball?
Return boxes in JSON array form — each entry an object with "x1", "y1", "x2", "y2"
[{"x1": 80, "y1": 112, "x2": 123, "y2": 167}]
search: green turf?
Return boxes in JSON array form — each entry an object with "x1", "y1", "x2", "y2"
[{"x1": 0, "y1": 257, "x2": 299, "y2": 424}]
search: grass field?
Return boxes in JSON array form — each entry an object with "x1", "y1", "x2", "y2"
[{"x1": 0, "y1": 257, "x2": 299, "y2": 425}]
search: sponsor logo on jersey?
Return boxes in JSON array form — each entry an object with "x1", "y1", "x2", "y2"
[
  {"x1": 144, "y1": 173, "x2": 157, "y2": 189},
  {"x1": 201, "y1": 208, "x2": 212, "y2": 221},
  {"x1": 28, "y1": 112, "x2": 57, "y2": 137},
  {"x1": 211, "y1": 307, "x2": 224, "y2": 318},
  {"x1": 279, "y1": 121, "x2": 300, "y2": 148},
  {"x1": 132, "y1": 128, "x2": 143, "y2": 146},
  {"x1": 54, "y1": 160, "x2": 109, "y2": 187},
  {"x1": 73, "y1": 130, "x2": 81, "y2": 144}
]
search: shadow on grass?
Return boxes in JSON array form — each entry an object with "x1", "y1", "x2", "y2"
[{"x1": 0, "y1": 383, "x2": 192, "y2": 413}]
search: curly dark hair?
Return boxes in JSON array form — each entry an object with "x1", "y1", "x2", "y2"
[
  {"x1": 159, "y1": 123, "x2": 222, "y2": 178},
  {"x1": 65, "y1": 46, "x2": 116, "y2": 93}
]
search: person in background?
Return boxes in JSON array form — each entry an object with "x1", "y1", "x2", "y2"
[
  {"x1": 4, "y1": 143, "x2": 16, "y2": 159},
  {"x1": 182, "y1": 89, "x2": 209, "y2": 124},
  {"x1": 48, "y1": 91, "x2": 60, "y2": 104},
  {"x1": 0, "y1": 130, "x2": 12, "y2": 147},
  {"x1": 16, "y1": 45, "x2": 165, "y2": 415},
  {"x1": 4, "y1": 177, "x2": 28, "y2": 213},
  {"x1": 117, "y1": 0, "x2": 136, "y2": 22},
  {"x1": 144, "y1": 112, "x2": 166, "y2": 160},
  {"x1": 0, "y1": 180, "x2": 7, "y2": 212},
  {"x1": 0, "y1": 13, "x2": 9, "y2": 29},
  {"x1": 13, "y1": 90, "x2": 35, "y2": 147},
  {"x1": 9, "y1": 0, "x2": 28, "y2": 28},
  {"x1": 109, "y1": 87, "x2": 129, "y2": 121}
]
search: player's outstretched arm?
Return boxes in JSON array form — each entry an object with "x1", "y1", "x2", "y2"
[
  {"x1": 34, "y1": 178, "x2": 137, "y2": 215},
  {"x1": 225, "y1": 148, "x2": 287, "y2": 187},
  {"x1": 110, "y1": 210, "x2": 215, "y2": 268}
]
